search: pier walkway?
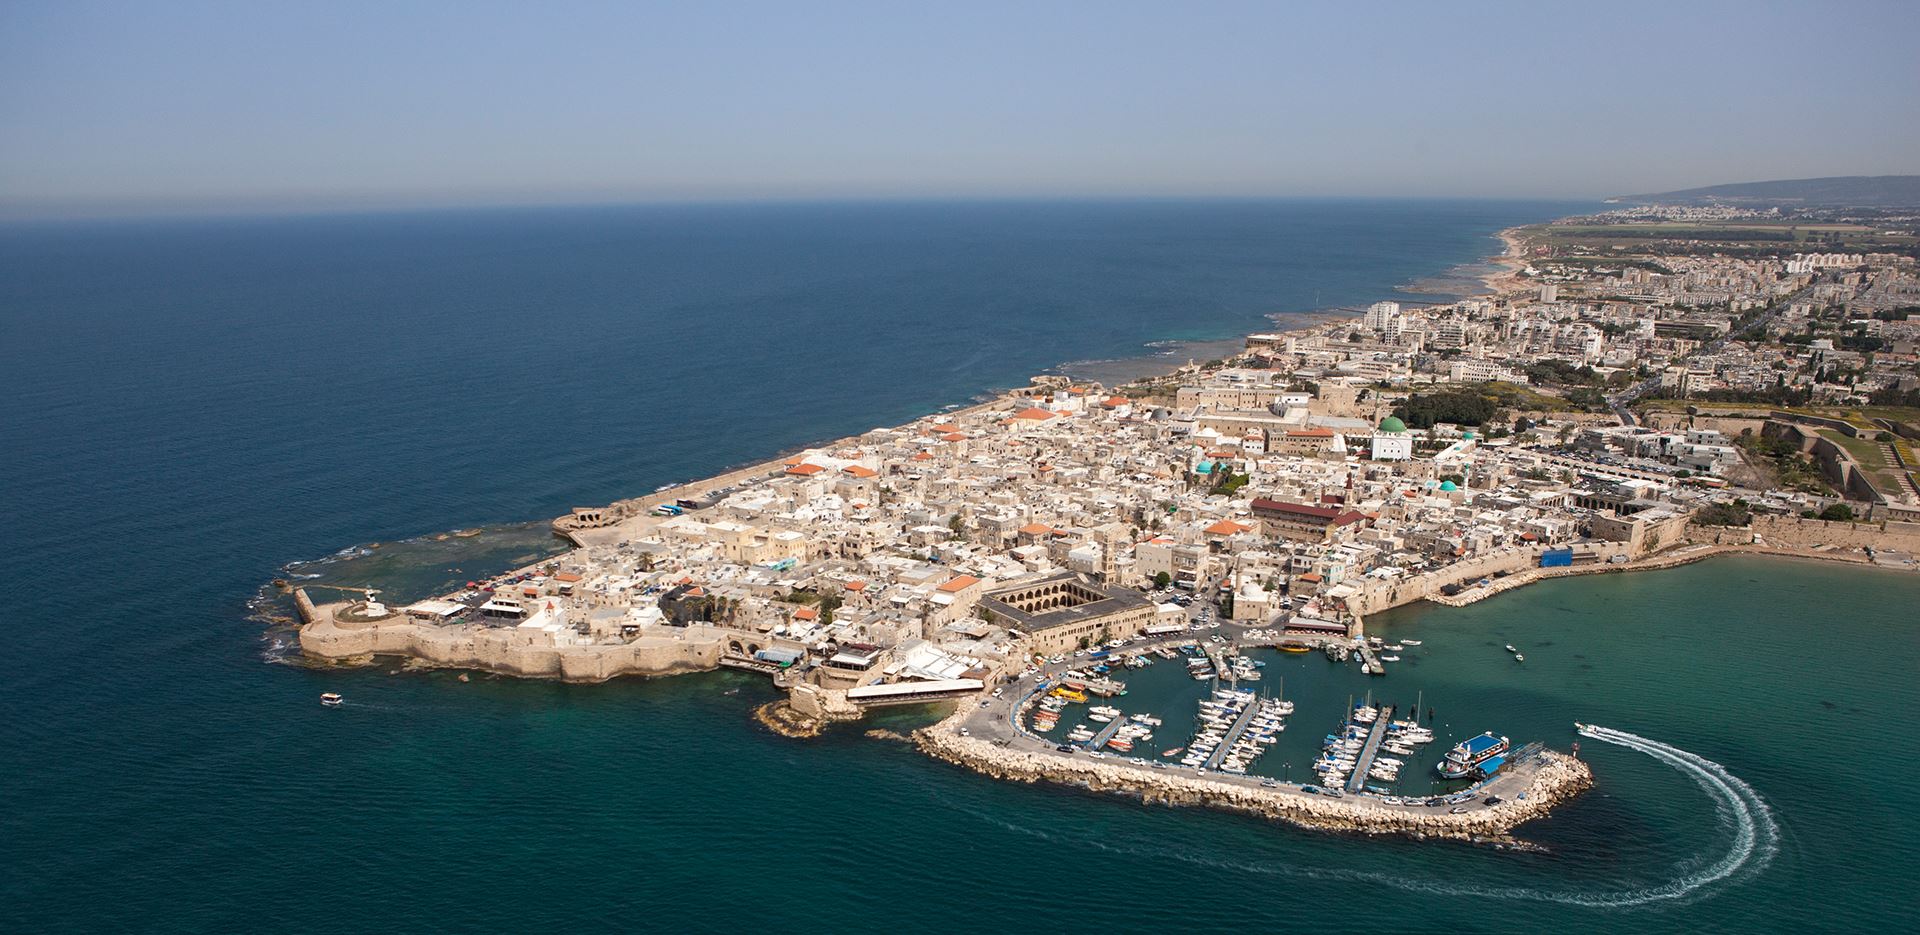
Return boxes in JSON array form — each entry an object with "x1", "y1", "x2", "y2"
[
  {"x1": 1204, "y1": 700, "x2": 1259, "y2": 771},
  {"x1": 1346, "y1": 704, "x2": 1395, "y2": 794},
  {"x1": 1204, "y1": 645, "x2": 1236, "y2": 685},
  {"x1": 1356, "y1": 644, "x2": 1384, "y2": 676},
  {"x1": 1086, "y1": 715, "x2": 1124, "y2": 751}
]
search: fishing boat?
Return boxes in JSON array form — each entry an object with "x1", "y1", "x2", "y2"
[
  {"x1": 1280, "y1": 642, "x2": 1311, "y2": 653},
  {"x1": 1514, "y1": 654, "x2": 1525, "y2": 662},
  {"x1": 1161, "y1": 746, "x2": 1185, "y2": 757},
  {"x1": 320, "y1": 692, "x2": 343, "y2": 707},
  {"x1": 1401, "y1": 639, "x2": 1422, "y2": 646},
  {"x1": 1505, "y1": 644, "x2": 1518, "y2": 653}
]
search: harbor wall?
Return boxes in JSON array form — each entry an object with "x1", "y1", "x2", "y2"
[
  {"x1": 914, "y1": 711, "x2": 1592, "y2": 841},
  {"x1": 298, "y1": 615, "x2": 727, "y2": 681},
  {"x1": 1343, "y1": 543, "x2": 1636, "y2": 618},
  {"x1": 1694, "y1": 514, "x2": 1920, "y2": 552}
]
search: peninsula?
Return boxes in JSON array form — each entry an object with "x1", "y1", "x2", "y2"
[{"x1": 295, "y1": 191, "x2": 1920, "y2": 840}]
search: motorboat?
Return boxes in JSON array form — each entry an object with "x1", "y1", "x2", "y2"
[{"x1": 320, "y1": 692, "x2": 344, "y2": 707}]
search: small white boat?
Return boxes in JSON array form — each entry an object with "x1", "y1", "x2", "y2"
[
  {"x1": 1505, "y1": 644, "x2": 1518, "y2": 653},
  {"x1": 1401, "y1": 640, "x2": 1422, "y2": 646},
  {"x1": 1515, "y1": 654, "x2": 1525, "y2": 662},
  {"x1": 320, "y1": 692, "x2": 343, "y2": 707}
]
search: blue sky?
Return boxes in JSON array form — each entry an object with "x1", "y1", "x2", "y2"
[{"x1": 2, "y1": 0, "x2": 1916, "y2": 217}]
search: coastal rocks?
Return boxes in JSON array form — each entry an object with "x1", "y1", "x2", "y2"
[
  {"x1": 755, "y1": 700, "x2": 825, "y2": 738},
  {"x1": 912, "y1": 711, "x2": 1592, "y2": 842}
]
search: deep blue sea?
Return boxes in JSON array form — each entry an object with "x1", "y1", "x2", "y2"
[{"x1": 7, "y1": 199, "x2": 1915, "y2": 933}]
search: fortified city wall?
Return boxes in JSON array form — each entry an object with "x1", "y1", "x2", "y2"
[
  {"x1": 1694, "y1": 514, "x2": 1920, "y2": 552},
  {"x1": 1342, "y1": 542, "x2": 1636, "y2": 618},
  {"x1": 296, "y1": 596, "x2": 726, "y2": 681}
]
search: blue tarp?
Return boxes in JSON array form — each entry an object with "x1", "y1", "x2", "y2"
[{"x1": 1540, "y1": 548, "x2": 1574, "y2": 568}]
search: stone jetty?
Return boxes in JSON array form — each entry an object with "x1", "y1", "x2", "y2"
[{"x1": 913, "y1": 709, "x2": 1592, "y2": 842}]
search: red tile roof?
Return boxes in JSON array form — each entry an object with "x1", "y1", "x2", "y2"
[
  {"x1": 937, "y1": 575, "x2": 981, "y2": 593},
  {"x1": 1012, "y1": 407, "x2": 1058, "y2": 420},
  {"x1": 785, "y1": 463, "x2": 825, "y2": 476},
  {"x1": 841, "y1": 464, "x2": 878, "y2": 478}
]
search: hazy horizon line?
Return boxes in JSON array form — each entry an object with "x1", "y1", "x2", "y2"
[{"x1": 1, "y1": 190, "x2": 1611, "y2": 225}]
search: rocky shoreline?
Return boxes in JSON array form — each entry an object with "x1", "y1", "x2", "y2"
[{"x1": 913, "y1": 708, "x2": 1593, "y2": 843}]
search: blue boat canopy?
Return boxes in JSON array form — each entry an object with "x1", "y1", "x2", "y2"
[
  {"x1": 1463, "y1": 733, "x2": 1504, "y2": 754},
  {"x1": 1478, "y1": 755, "x2": 1506, "y2": 775}
]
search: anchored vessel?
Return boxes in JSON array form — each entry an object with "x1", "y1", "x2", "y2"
[{"x1": 1436, "y1": 731, "x2": 1509, "y2": 779}]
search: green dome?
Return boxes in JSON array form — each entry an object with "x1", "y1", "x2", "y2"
[
  {"x1": 1439, "y1": 480, "x2": 1458, "y2": 491},
  {"x1": 1378, "y1": 416, "x2": 1408, "y2": 433}
]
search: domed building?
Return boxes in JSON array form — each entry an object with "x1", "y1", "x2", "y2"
[{"x1": 1370, "y1": 415, "x2": 1413, "y2": 461}]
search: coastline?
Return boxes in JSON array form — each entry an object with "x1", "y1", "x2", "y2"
[{"x1": 281, "y1": 204, "x2": 1914, "y2": 844}]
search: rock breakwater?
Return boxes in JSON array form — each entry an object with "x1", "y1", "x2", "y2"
[{"x1": 914, "y1": 711, "x2": 1591, "y2": 842}]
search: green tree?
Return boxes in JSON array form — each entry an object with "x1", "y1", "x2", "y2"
[
  {"x1": 1152, "y1": 571, "x2": 1172, "y2": 589},
  {"x1": 1818, "y1": 503, "x2": 1855, "y2": 522}
]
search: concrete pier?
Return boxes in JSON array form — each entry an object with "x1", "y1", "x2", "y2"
[
  {"x1": 1086, "y1": 714, "x2": 1124, "y2": 751},
  {"x1": 1204, "y1": 699, "x2": 1260, "y2": 771},
  {"x1": 1346, "y1": 704, "x2": 1395, "y2": 794}
]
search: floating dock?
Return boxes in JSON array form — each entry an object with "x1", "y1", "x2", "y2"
[
  {"x1": 1346, "y1": 704, "x2": 1396, "y2": 794},
  {"x1": 1086, "y1": 714, "x2": 1124, "y2": 751},
  {"x1": 1203, "y1": 699, "x2": 1259, "y2": 771},
  {"x1": 1204, "y1": 645, "x2": 1236, "y2": 685}
]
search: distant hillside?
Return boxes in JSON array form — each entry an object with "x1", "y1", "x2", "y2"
[{"x1": 1613, "y1": 175, "x2": 1920, "y2": 208}]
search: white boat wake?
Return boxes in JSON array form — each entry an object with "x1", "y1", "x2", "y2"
[{"x1": 952, "y1": 724, "x2": 1778, "y2": 909}]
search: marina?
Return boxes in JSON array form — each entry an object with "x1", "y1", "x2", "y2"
[{"x1": 1008, "y1": 635, "x2": 1536, "y2": 809}]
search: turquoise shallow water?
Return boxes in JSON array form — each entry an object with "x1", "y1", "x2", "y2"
[{"x1": 7, "y1": 200, "x2": 1917, "y2": 933}]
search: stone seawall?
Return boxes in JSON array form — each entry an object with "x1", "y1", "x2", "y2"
[
  {"x1": 914, "y1": 712, "x2": 1592, "y2": 842},
  {"x1": 298, "y1": 614, "x2": 727, "y2": 682}
]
